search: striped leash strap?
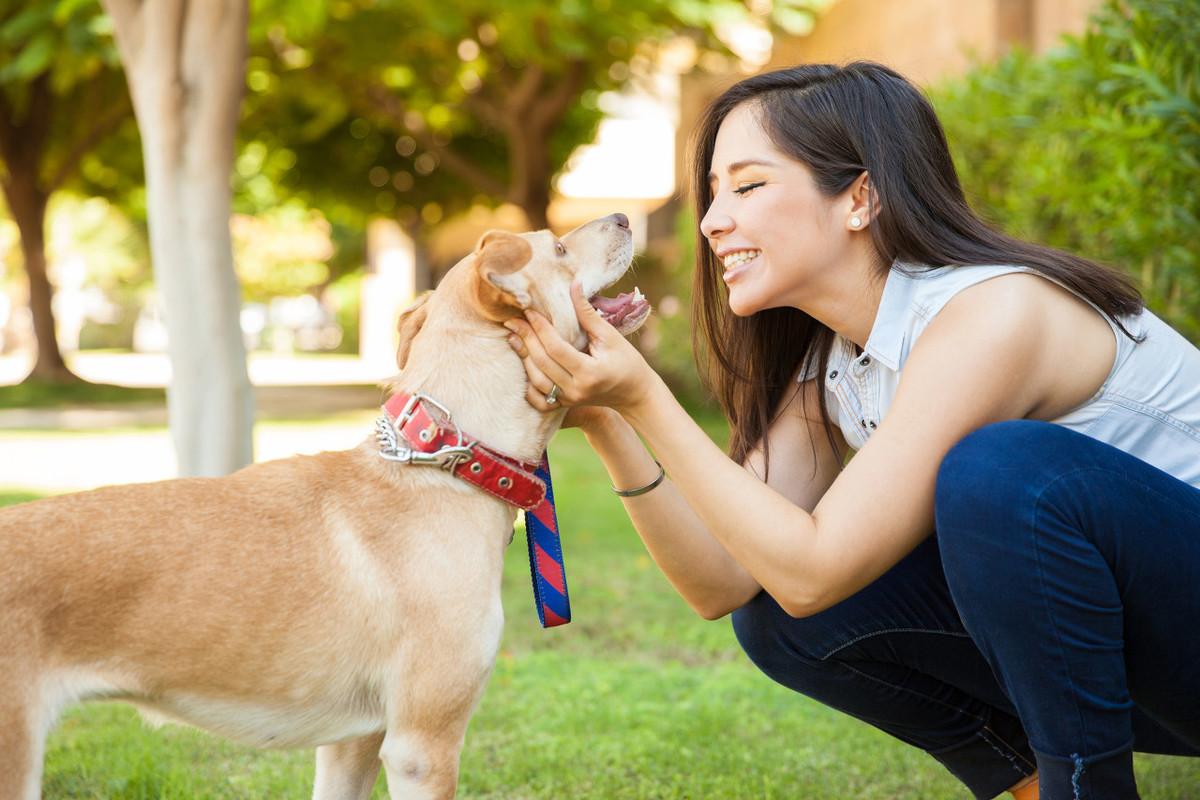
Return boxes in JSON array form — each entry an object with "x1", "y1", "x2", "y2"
[{"x1": 524, "y1": 452, "x2": 570, "y2": 627}]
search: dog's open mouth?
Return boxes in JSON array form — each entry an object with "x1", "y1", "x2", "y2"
[{"x1": 590, "y1": 287, "x2": 651, "y2": 336}]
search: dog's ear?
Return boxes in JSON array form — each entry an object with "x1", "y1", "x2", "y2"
[
  {"x1": 473, "y1": 230, "x2": 533, "y2": 320},
  {"x1": 395, "y1": 292, "x2": 431, "y2": 370}
]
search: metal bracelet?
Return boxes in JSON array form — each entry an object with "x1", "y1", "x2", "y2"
[{"x1": 611, "y1": 460, "x2": 666, "y2": 497}]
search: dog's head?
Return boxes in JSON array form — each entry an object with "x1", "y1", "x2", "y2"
[{"x1": 470, "y1": 213, "x2": 649, "y2": 350}]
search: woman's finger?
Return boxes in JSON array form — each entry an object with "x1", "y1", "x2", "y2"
[
  {"x1": 525, "y1": 381, "x2": 561, "y2": 412},
  {"x1": 570, "y1": 280, "x2": 619, "y2": 345},
  {"x1": 507, "y1": 317, "x2": 577, "y2": 390},
  {"x1": 521, "y1": 310, "x2": 589, "y2": 375}
]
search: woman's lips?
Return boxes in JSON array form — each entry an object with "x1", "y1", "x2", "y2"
[{"x1": 723, "y1": 252, "x2": 760, "y2": 285}]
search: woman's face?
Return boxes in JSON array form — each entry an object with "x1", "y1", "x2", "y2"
[{"x1": 701, "y1": 102, "x2": 848, "y2": 316}]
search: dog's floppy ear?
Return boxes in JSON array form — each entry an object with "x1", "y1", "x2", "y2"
[
  {"x1": 395, "y1": 292, "x2": 431, "y2": 370},
  {"x1": 473, "y1": 229, "x2": 533, "y2": 320}
]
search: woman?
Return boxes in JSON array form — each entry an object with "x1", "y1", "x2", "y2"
[{"x1": 503, "y1": 62, "x2": 1200, "y2": 800}]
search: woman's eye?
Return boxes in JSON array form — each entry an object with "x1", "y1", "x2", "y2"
[
  {"x1": 555, "y1": 241, "x2": 566, "y2": 256},
  {"x1": 734, "y1": 182, "x2": 765, "y2": 196}
]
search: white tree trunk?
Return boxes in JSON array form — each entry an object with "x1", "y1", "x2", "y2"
[{"x1": 103, "y1": 0, "x2": 253, "y2": 476}]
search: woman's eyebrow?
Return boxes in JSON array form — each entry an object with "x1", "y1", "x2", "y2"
[{"x1": 707, "y1": 158, "x2": 779, "y2": 183}]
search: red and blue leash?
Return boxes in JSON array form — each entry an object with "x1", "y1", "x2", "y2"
[{"x1": 525, "y1": 453, "x2": 570, "y2": 627}]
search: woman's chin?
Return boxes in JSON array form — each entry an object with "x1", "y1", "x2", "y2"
[{"x1": 726, "y1": 289, "x2": 764, "y2": 317}]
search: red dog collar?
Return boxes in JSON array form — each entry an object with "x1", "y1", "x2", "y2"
[{"x1": 377, "y1": 392, "x2": 546, "y2": 510}]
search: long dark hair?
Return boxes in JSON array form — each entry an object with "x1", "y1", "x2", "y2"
[{"x1": 690, "y1": 61, "x2": 1144, "y2": 477}]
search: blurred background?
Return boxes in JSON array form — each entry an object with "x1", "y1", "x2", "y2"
[
  {"x1": 3, "y1": 2, "x2": 1200, "y2": 797},
  {"x1": 1, "y1": 0, "x2": 1196, "y2": 473}
]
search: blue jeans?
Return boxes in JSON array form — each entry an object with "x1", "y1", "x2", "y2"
[{"x1": 731, "y1": 421, "x2": 1200, "y2": 799}]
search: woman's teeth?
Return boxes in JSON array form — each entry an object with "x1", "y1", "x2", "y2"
[{"x1": 722, "y1": 250, "x2": 760, "y2": 269}]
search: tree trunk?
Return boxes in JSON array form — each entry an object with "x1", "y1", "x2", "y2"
[
  {"x1": 4, "y1": 174, "x2": 76, "y2": 382},
  {"x1": 104, "y1": 0, "x2": 253, "y2": 477},
  {"x1": 508, "y1": 129, "x2": 552, "y2": 231},
  {"x1": 0, "y1": 76, "x2": 78, "y2": 383}
]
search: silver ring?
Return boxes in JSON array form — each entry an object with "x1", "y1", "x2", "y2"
[{"x1": 545, "y1": 384, "x2": 561, "y2": 405}]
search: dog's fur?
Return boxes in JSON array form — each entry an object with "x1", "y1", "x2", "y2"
[{"x1": 0, "y1": 215, "x2": 635, "y2": 800}]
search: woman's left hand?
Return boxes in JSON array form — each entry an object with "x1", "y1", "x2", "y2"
[{"x1": 504, "y1": 281, "x2": 656, "y2": 415}]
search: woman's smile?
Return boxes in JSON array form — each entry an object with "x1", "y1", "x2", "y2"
[{"x1": 721, "y1": 249, "x2": 761, "y2": 284}]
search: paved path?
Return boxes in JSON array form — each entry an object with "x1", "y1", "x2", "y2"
[
  {"x1": 0, "y1": 353, "x2": 396, "y2": 493},
  {"x1": 0, "y1": 415, "x2": 376, "y2": 493}
]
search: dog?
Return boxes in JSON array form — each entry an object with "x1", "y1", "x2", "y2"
[{"x1": 0, "y1": 213, "x2": 650, "y2": 800}]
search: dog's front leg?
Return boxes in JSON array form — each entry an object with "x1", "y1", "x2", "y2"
[{"x1": 313, "y1": 732, "x2": 385, "y2": 800}]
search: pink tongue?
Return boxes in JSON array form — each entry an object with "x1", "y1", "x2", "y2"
[{"x1": 591, "y1": 292, "x2": 635, "y2": 315}]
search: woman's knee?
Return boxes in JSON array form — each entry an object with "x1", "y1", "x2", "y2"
[
  {"x1": 937, "y1": 421, "x2": 1047, "y2": 507},
  {"x1": 934, "y1": 420, "x2": 1085, "y2": 534},
  {"x1": 933, "y1": 421, "x2": 1059, "y2": 597}
]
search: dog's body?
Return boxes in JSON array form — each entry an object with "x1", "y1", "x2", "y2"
[{"x1": 0, "y1": 214, "x2": 647, "y2": 800}]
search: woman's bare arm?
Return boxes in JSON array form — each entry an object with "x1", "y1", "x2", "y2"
[{"x1": 582, "y1": 378, "x2": 845, "y2": 619}]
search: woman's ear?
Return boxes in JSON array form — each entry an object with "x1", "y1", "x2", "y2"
[
  {"x1": 472, "y1": 229, "x2": 533, "y2": 319},
  {"x1": 394, "y1": 292, "x2": 431, "y2": 370},
  {"x1": 847, "y1": 170, "x2": 880, "y2": 230}
]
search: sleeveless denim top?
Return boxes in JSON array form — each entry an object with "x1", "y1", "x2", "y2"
[{"x1": 800, "y1": 263, "x2": 1200, "y2": 490}]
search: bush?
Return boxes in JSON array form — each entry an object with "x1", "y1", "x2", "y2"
[{"x1": 931, "y1": 0, "x2": 1200, "y2": 339}]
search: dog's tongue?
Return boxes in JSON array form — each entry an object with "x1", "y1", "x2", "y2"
[{"x1": 590, "y1": 287, "x2": 651, "y2": 335}]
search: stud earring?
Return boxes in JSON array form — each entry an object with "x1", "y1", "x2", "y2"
[{"x1": 850, "y1": 216, "x2": 862, "y2": 229}]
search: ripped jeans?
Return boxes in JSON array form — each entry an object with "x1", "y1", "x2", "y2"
[{"x1": 732, "y1": 421, "x2": 1200, "y2": 799}]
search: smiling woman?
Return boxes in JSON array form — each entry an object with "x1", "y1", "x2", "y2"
[{"x1": 504, "y1": 61, "x2": 1200, "y2": 800}]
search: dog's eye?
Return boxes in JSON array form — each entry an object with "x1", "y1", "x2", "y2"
[{"x1": 555, "y1": 241, "x2": 566, "y2": 256}]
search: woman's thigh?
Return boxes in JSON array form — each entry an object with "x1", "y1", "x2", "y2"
[{"x1": 935, "y1": 419, "x2": 1200, "y2": 753}]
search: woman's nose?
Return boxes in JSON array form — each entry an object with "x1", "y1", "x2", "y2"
[{"x1": 700, "y1": 205, "x2": 733, "y2": 240}]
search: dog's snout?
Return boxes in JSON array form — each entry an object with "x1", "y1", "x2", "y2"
[{"x1": 609, "y1": 212, "x2": 630, "y2": 230}]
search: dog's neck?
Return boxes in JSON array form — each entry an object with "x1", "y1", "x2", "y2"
[{"x1": 386, "y1": 274, "x2": 564, "y2": 464}]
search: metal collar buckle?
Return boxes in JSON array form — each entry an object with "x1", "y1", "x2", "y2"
[{"x1": 376, "y1": 392, "x2": 476, "y2": 470}]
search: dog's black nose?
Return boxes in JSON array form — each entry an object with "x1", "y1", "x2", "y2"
[{"x1": 610, "y1": 212, "x2": 630, "y2": 230}]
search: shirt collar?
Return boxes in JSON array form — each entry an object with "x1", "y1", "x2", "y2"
[{"x1": 861, "y1": 261, "x2": 943, "y2": 371}]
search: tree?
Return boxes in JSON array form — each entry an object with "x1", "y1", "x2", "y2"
[
  {"x1": 102, "y1": 0, "x2": 254, "y2": 477},
  {"x1": 0, "y1": 1, "x2": 133, "y2": 382},
  {"x1": 248, "y1": 0, "x2": 818, "y2": 235}
]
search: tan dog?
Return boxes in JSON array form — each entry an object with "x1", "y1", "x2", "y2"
[{"x1": 0, "y1": 213, "x2": 650, "y2": 800}]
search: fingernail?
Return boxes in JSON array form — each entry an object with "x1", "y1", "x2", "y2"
[
  {"x1": 507, "y1": 335, "x2": 520, "y2": 348},
  {"x1": 502, "y1": 321, "x2": 516, "y2": 332}
]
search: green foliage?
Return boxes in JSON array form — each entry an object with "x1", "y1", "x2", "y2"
[
  {"x1": 231, "y1": 202, "x2": 334, "y2": 301},
  {"x1": 931, "y1": 0, "x2": 1200, "y2": 339},
  {"x1": 323, "y1": 270, "x2": 363, "y2": 354},
  {"x1": 0, "y1": 1, "x2": 118, "y2": 87},
  {"x1": 0, "y1": 0, "x2": 132, "y2": 193},
  {"x1": 236, "y1": 0, "x2": 813, "y2": 265},
  {"x1": 642, "y1": 206, "x2": 714, "y2": 411}
]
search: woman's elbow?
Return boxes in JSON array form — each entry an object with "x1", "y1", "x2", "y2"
[
  {"x1": 690, "y1": 598, "x2": 736, "y2": 621},
  {"x1": 777, "y1": 588, "x2": 832, "y2": 619}
]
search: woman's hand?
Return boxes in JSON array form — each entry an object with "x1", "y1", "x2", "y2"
[{"x1": 504, "y1": 281, "x2": 657, "y2": 417}]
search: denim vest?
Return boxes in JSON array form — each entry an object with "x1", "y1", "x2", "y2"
[{"x1": 801, "y1": 263, "x2": 1200, "y2": 490}]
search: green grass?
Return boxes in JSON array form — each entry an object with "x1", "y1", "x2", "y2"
[
  {"x1": 0, "y1": 379, "x2": 165, "y2": 409},
  {"x1": 4, "y1": 427, "x2": 1199, "y2": 798}
]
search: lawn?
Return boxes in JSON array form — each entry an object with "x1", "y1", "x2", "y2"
[
  {"x1": 0, "y1": 379, "x2": 166, "y2": 409},
  {"x1": 4, "y1": 423, "x2": 1199, "y2": 798}
]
